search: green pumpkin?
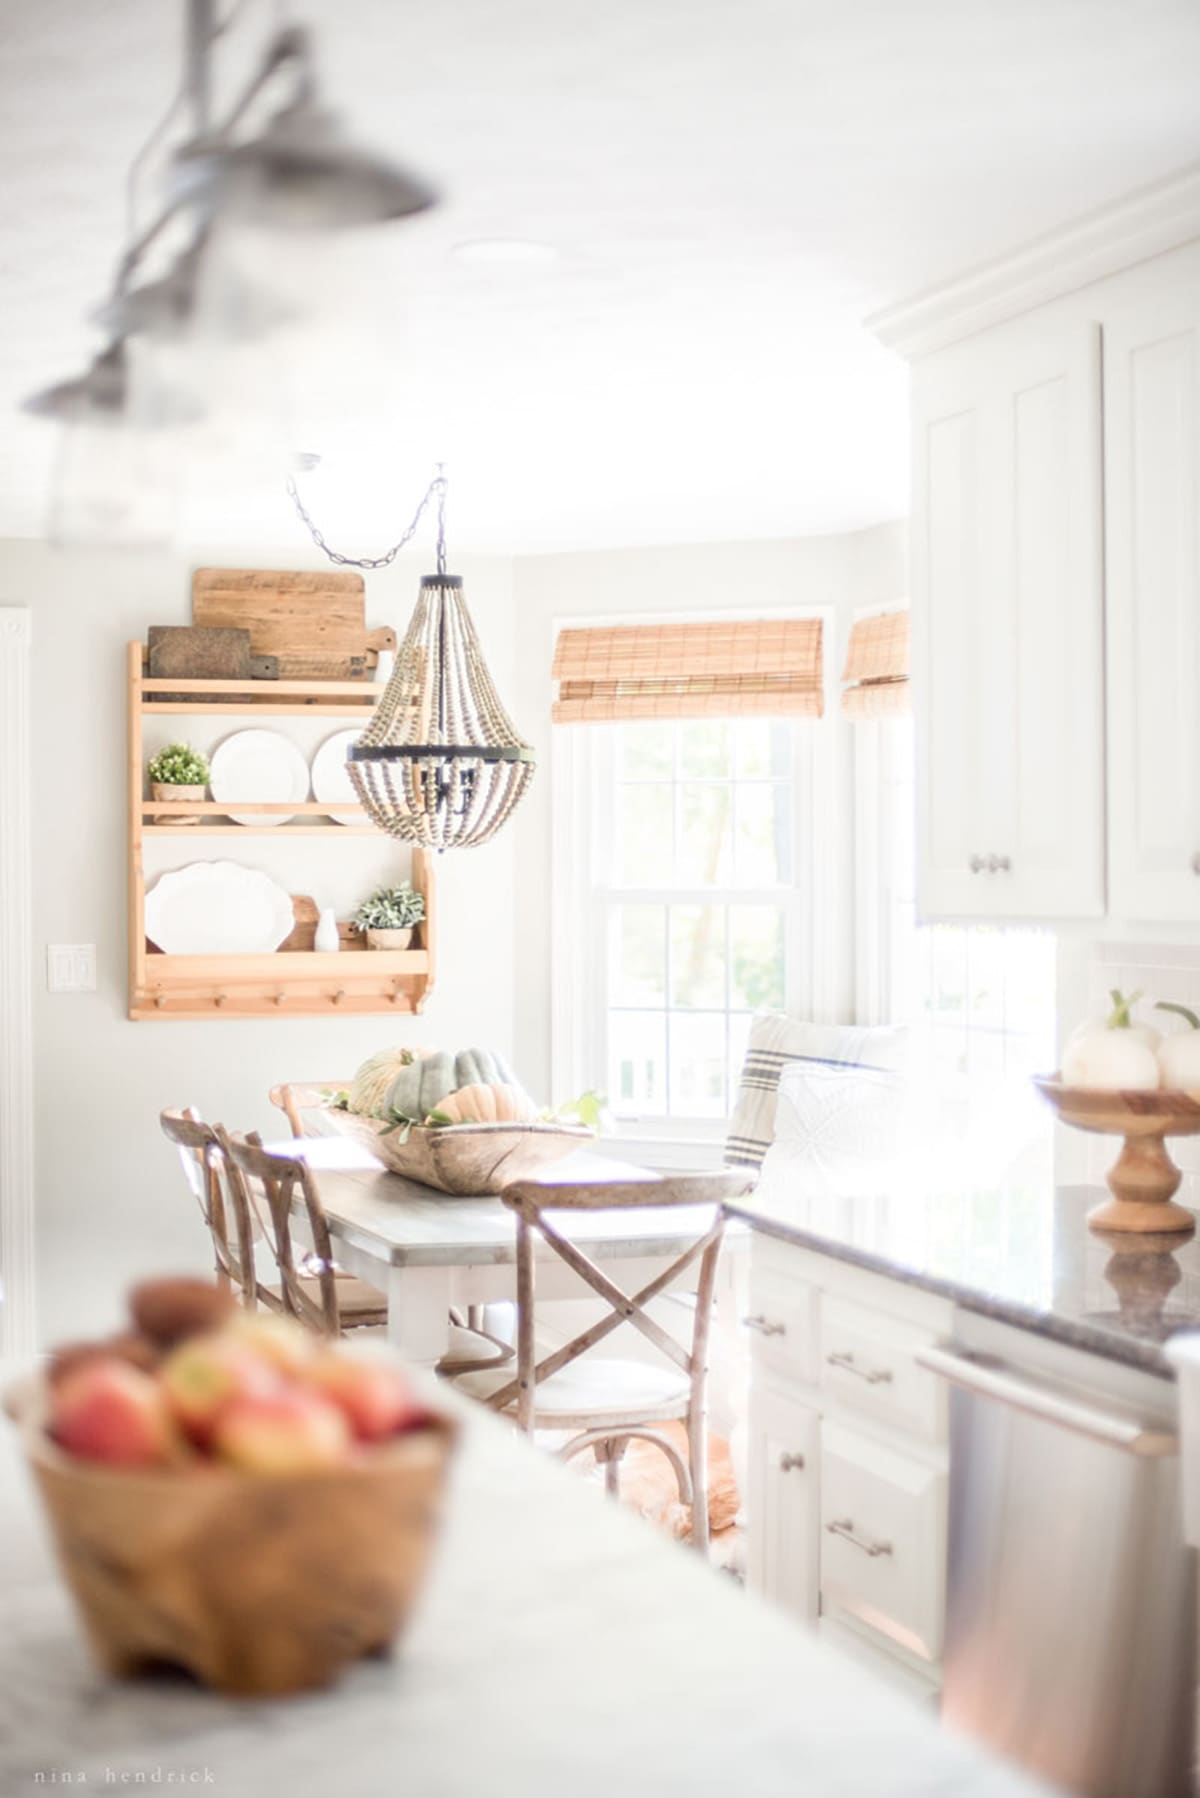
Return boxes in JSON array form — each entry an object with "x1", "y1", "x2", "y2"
[{"x1": 383, "y1": 1047, "x2": 522, "y2": 1119}]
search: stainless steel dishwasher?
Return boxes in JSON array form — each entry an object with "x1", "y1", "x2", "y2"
[{"x1": 917, "y1": 1336, "x2": 1195, "y2": 1798}]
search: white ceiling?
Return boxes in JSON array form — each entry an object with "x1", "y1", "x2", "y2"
[{"x1": 2, "y1": 0, "x2": 1200, "y2": 553}]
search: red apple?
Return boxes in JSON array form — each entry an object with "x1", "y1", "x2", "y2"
[
  {"x1": 223, "y1": 1312, "x2": 318, "y2": 1377},
  {"x1": 51, "y1": 1359, "x2": 180, "y2": 1467},
  {"x1": 307, "y1": 1349, "x2": 429, "y2": 1442},
  {"x1": 213, "y1": 1388, "x2": 351, "y2": 1473},
  {"x1": 160, "y1": 1334, "x2": 279, "y2": 1441}
]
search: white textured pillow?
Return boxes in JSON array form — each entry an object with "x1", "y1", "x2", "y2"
[
  {"x1": 724, "y1": 1014, "x2": 909, "y2": 1170},
  {"x1": 755, "y1": 1060, "x2": 908, "y2": 1202}
]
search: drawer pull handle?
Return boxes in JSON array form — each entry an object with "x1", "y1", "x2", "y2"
[
  {"x1": 826, "y1": 1518, "x2": 893, "y2": 1558},
  {"x1": 742, "y1": 1314, "x2": 786, "y2": 1337},
  {"x1": 826, "y1": 1350, "x2": 892, "y2": 1385},
  {"x1": 778, "y1": 1451, "x2": 805, "y2": 1473}
]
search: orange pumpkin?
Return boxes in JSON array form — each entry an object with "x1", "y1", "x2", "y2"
[{"x1": 432, "y1": 1083, "x2": 537, "y2": 1125}]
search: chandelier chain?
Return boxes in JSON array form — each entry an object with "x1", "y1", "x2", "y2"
[{"x1": 286, "y1": 467, "x2": 448, "y2": 571}]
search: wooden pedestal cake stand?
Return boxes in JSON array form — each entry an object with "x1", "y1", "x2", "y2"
[{"x1": 1034, "y1": 1078, "x2": 1200, "y2": 1238}]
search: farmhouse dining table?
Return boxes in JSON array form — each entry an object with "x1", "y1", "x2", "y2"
[{"x1": 268, "y1": 1136, "x2": 748, "y2": 1367}]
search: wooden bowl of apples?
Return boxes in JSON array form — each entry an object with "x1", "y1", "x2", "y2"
[{"x1": 7, "y1": 1280, "x2": 457, "y2": 1698}]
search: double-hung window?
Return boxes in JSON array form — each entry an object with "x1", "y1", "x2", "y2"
[{"x1": 552, "y1": 614, "x2": 827, "y2": 1140}]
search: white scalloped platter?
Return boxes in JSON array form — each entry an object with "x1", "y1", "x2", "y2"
[{"x1": 144, "y1": 861, "x2": 295, "y2": 955}]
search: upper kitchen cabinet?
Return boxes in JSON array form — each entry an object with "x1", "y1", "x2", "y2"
[
  {"x1": 873, "y1": 168, "x2": 1200, "y2": 928},
  {"x1": 910, "y1": 311, "x2": 1105, "y2": 920},
  {"x1": 1104, "y1": 243, "x2": 1200, "y2": 922}
]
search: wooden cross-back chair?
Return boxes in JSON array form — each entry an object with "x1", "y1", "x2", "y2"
[
  {"x1": 453, "y1": 1169, "x2": 754, "y2": 1552},
  {"x1": 224, "y1": 1133, "x2": 374, "y2": 1335},
  {"x1": 267, "y1": 1082, "x2": 352, "y2": 1141},
  {"x1": 223, "y1": 1135, "x2": 513, "y2": 1373},
  {"x1": 159, "y1": 1108, "x2": 257, "y2": 1306}
]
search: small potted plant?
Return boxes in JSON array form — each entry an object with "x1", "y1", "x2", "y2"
[
  {"x1": 147, "y1": 742, "x2": 210, "y2": 826},
  {"x1": 354, "y1": 881, "x2": 425, "y2": 950}
]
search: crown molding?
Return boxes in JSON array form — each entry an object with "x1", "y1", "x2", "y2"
[{"x1": 867, "y1": 162, "x2": 1200, "y2": 360}]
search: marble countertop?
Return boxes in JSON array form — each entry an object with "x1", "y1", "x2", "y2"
[
  {"x1": 0, "y1": 1376, "x2": 1044, "y2": 1798},
  {"x1": 729, "y1": 1182, "x2": 1200, "y2": 1377}
]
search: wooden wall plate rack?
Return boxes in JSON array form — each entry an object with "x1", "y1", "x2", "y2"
[{"x1": 127, "y1": 642, "x2": 436, "y2": 1020}]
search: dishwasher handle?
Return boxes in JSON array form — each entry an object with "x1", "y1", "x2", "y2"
[{"x1": 916, "y1": 1343, "x2": 1177, "y2": 1458}]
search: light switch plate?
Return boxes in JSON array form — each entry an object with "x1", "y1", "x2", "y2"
[{"x1": 47, "y1": 944, "x2": 97, "y2": 994}]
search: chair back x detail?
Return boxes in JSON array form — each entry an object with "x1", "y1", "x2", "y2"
[{"x1": 482, "y1": 1168, "x2": 754, "y2": 1550}]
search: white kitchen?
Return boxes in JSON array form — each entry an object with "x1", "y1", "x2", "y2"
[{"x1": 1, "y1": 3, "x2": 1200, "y2": 1796}]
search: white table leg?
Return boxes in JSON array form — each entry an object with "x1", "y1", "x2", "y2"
[{"x1": 386, "y1": 1263, "x2": 453, "y2": 1368}]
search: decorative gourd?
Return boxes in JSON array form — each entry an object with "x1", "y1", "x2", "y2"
[
  {"x1": 1156, "y1": 1003, "x2": 1200, "y2": 1092},
  {"x1": 433, "y1": 1083, "x2": 537, "y2": 1125},
  {"x1": 349, "y1": 1046, "x2": 427, "y2": 1116},
  {"x1": 384, "y1": 1047, "x2": 522, "y2": 1120},
  {"x1": 1062, "y1": 990, "x2": 1160, "y2": 1092}
]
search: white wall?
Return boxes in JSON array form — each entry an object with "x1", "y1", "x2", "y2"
[
  {"x1": 508, "y1": 523, "x2": 909, "y2": 1104},
  {"x1": 2, "y1": 537, "x2": 516, "y2": 1344}
]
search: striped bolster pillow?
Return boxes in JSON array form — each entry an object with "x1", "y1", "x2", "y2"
[{"x1": 724, "y1": 1015, "x2": 909, "y2": 1170}]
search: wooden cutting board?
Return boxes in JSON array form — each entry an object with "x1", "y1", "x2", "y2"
[
  {"x1": 148, "y1": 626, "x2": 253, "y2": 680},
  {"x1": 193, "y1": 569, "x2": 394, "y2": 678},
  {"x1": 279, "y1": 896, "x2": 319, "y2": 953}
]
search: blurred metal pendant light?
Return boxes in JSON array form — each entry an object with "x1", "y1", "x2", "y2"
[
  {"x1": 289, "y1": 467, "x2": 535, "y2": 850},
  {"x1": 23, "y1": 0, "x2": 436, "y2": 422}
]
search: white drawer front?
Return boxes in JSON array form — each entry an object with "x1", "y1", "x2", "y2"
[
  {"x1": 819, "y1": 1419, "x2": 947, "y2": 1664},
  {"x1": 744, "y1": 1258, "x2": 817, "y2": 1386},
  {"x1": 818, "y1": 1293, "x2": 947, "y2": 1443}
]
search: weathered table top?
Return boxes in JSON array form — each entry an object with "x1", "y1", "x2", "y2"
[
  {"x1": 273, "y1": 1139, "x2": 737, "y2": 1268},
  {"x1": 0, "y1": 1372, "x2": 1046, "y2": 1798}
]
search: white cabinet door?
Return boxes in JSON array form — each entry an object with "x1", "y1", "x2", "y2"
[
  {"x1": 1105, "y1": 244, "x2": 1200, "y2": 922},
  {"x1": 912, "y1": 311, "x2": 1105, "y2": 919},
  {"x1": 745, "y1": 1382, "x2": 819, "y2": 1624}
]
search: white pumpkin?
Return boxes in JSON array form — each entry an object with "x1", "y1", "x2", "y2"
[
  {"x1": 1156, "y1": 1003, "x2": 1200, "y2": 1092},
  {"x1": 349, "y1": 1045, "x2": 427, "y2": 1116},
  {"x1": 432, "y1": 1082, "x2": 537, "y2": 1125},
  {"x1": 1063, "y1": 989, "x2": 1160, "y2": 1092}
]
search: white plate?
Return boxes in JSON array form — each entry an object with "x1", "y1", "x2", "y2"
[
  {"x1": 210, "y1": 729, "x2": 310, "y2": 827},
  {"x1": 145, "y1": 861, "x2": 295, "y2": 955},
  {"x1": 311, "y1": 728, "x2": 364, "y2": 824}
]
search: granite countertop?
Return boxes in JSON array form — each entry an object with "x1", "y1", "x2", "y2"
[
  {"x1": 729, "y1": 1182, "x2": 1200, "y2": 1377},
  {"x1": 0, "y1": 1376, "x2": 1045, "y2": 1798}
]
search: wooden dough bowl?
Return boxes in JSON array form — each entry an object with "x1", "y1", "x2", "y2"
[
  {"x1": 11, "y1": 1383, "x2": 457, "y2": 1698},
  {"x1": 327, "y1": 1111, "x2": 594, "y2": 1195},
  {"x1": 1034, "y1": 1077, "x2": 1200, "y2": 1237}
]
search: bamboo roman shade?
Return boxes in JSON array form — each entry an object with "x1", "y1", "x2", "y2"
[
  {"x1": 841, "y1": 609, "x2": 910, "y2": 719},
  {"x1": 552, "y1": 619, "x2": 824, "y2": 723}
]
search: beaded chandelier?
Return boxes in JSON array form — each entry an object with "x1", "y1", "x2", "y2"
[{"x1": 288, "y1": 466, "x2": 534, "y2": 849}]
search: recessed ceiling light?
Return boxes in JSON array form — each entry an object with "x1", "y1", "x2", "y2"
[{"x1": 451, "y1": 238, "x2": 560, "y2": 266}]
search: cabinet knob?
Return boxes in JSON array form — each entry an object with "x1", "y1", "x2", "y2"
[
  {"x1": 968, "y1": 854, "x2": 985, "y2": 873},
  {"x1": 1191, "y1": 853, "x2": 1200, "y2": 876},
  {"x1": 742, "y1": 1313, "x2": 786, "y2": 1338},
  {"x1": 778, "y1": 1451, "x2": 805, "y2": 1473},
  {"x1": 989, "y1": 854, "x2": 1011, "y2": 874}
]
